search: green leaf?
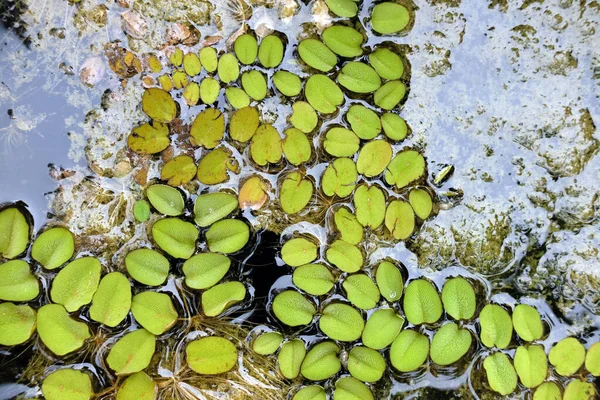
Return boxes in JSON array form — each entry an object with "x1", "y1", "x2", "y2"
[
  {"x1": 202, "y1": 281, "x2": 246, "y2": 316},
  {"x1": 385, "y1": 200, "x2": 415, "y2": 240},
  {"x1": 242, "y1": 70, "x2": 268, "y2": 101},
  {"x1": 171, "y1": 70, "x2": 188, "y2": 89},
  {"x1": 479, "y1": 304, "x2": 513, "y2": 348},
  {"x1": 347, "y1": 104, "x2": 381, "y2": 140},
  {"x1": 441, "y1": 277, "x2": 476, "y2": 320},
  {"x1": 182, "y1": 252, "x2": 230, "y2": 289},
  {"x1": 389, "y1": 329, "x2": 429, "y2": 372},
  {"x1": 197, "y1": 147, "x2": 240, "y2": 185},
  {"x1": 239, "y1": 175, "x2": 271, "y2": 210},
  {"x1": 141, "y1": 88, "x2": 176, "y2": 123},
  {"x1": 258, "y1": 34, "x2": 284, "y2": 68},
  {"x1": 334, "y1": 207, "x2": 363, "y2": 245},
  {"x1": 205, "y1": 219, "x2": 249, "y2": 254},
  {"x1": 225, "y1": 87, "x2": 250, "y2": 109},
  {"x1": 281, "y1": 237, "x2": 318, "y2": 266},
  {"x1": 354, "y1": 185, "x2": 386, "y2": 229},
  {"x1": 585, "y1": 342, "x2": 600, "y2": 376},
  {"x1": 369, "y1": 48, "x2": 404, "y2": 80},
  {"x1": 230, "y1": 106, "x2": 260, "y2": 143},
  {"x1": 375, "y1": 261, "x2": 403, "y2": 302},
  {"x1": 217, "y1": 53, "x2": 240, "y2": 83},
  {"x1": 563, "y1": 379, "x2": 596, "y2": 400},
  {"x1": 381, "y1": 113, "x2": 408, "y2": 141},
  {"x1": 514, "y1": 344, "x2": 548, "y2": 388},
  {"x1": 31, "y1": 227, "x2": 74, "y2": 269},
  {"x1": 323, "y1": 127, "x2": 360, "y2": 157},
  {"x1": 290, "y1": 101, "x2": 318, "y2": 133},
  {"x1": 293, "y1": 263, "x2": 335, "y2": 296},
  {"x1": 152, "y1": 218, "x2": 197, "y2": 259},
  {"x1": 348, "y1": 346, "x2": 386, "y2": 382},
  {"x1": 132, "y1": 291, "x2": 178, "y2": 335},
  {"x1": 199, "y1": 47, "x2": 218, "y2": 72},
  {"x1": 200, "y1": 78, "x2": 220, "y2": 105},
  {"x1": 51, "y1": 257, "x2": 101, "y2": 312},
  {"x1": 549, "y1": 337, "x2": 585, "y2": 376},
  {"x1": 42, "y1": 369, "x2": 93, "y2": 400},
  {"x1": 37, "y1": 304, "x2": 90, "y2": 356},
  {"x1": 0, "y1": 303, "x2": 36, "y2": 346},
  {"x1": 371, "y1": 2, "x2": 410, "y2": 34},
  {"x1": 483, "y1": 352, "x2": 518, "y2": 396},
  {"x1": 89, "y1": 272, "x2": 131, "y2": 327},
  {"x1": 430, "y1": 322, "x2": 472, "y2": 365},
  {"x1": 293, "y1": 386, "x2": 326, "y2": 400},
  {"x1": 409, "y1": 188, "x2": 433, "y2": 219},
  {"x1": 384, "y1": 150, "x2": 425, "y2": 189},
  {"x1": 146, "y1": 184, "x2": 185, "y2": 216},
  {"x1": 279, "y1": 171, "x2": 314, "y2": 214},
  {"x1": 125, "y1": 248, "x2": 169, "y2": 286},
  {"x1": 234, "y1": 33, "x2": 258, "y2": 65},
  {"x1": 322, "y1": 25, "x2": 364, "y2": 58},
  {"x1": 128, "y1": 122, "x2": 170, "y2": 155},
  {"x1": 278, "y1": 339, "x2": 306, "y2": 379},
  {"x1": 512, "y1": 304, "x2": 544, "y2": 342},
  {"x1": 183, "y1": 52, "x2": 201, "y2": 76},
  {"x1": 319, "y1": 303, "x2": 364, "y2": 342},
  {"x1": 272, "y1": 290, "x2": 316, "y2": 326},
  {"x1": 190, "y1": 108, "x2": 225, "y2": 149},
  {"x1": 250, "y1": 124, "x2": 282, "y2": 166},
  {"x1": 374, "y1": 80, "x2": 406, "y2": 110},
  {"x1": 282, "y1": 128, "x2": 312, "y2": 165},
  {"x1": 321, "y1": 158, "x2": 357, "y2": 197},
  {"x1": 403, "y1": 279, "x2": 442, "y2": 325},
  {"x1": 134, "y1": 200, "x2": 151, "y2": 222},
  {"x1": 107, "y1": 329, "x2": 156, "y2": 375},
  {"x1": 252, "y1": 331, "x2": 283, "y2": 355},
  {"x1": 116, "y1": 372, "x2": 157, "y2": 400},
  {"x1": 0, "y1": 260, "x2": 39, "y2": 301},
  {"x1": 301, "y1": 341, "x2": 341, "y2": 381},
  {"x1": 357, "y1": 140, "x2": 392, "y2": 177},
  {"x1": 161, "y1": 155, "x2": 197, "y2": 186},
  {"x1": 333, "y1": 377, "x2": 373, "y2": 400},
  {"x1": 326, "y1": 239, "x2": 363, "y2": 273},
  {"x1": 342, "y1": 274, "x2": 380, "y2": 310},
  {"x1": 298, "y1": 39, "x2": 337, "y2": 72},
  {"x1": 339, "y1": 62, "x2": 381, "y2": 93},
  {"x1": 305, "y1": 74, "x2": 344, "y2": 114},
  {"x1": 325, "y1": 0, "x2": 358, "y2": 17},
  {"x1": 362, "y1": 308, "x2": 404, "y2": 350},
  {"x1": 193, "y1": 192, "x2": 238, "y2": 227},
  {"x1": 273, "y1": 71, "x2": 303, "y2": 97},
  {"x1": 0, "y1": 207, "x2": 30, "y2": 259},
  {"x1": 533, "y1": 382, "x2": 562, "y2": 400},
  {"x1": 186, "y1": 336, "x2": 238, "y2": 374}
]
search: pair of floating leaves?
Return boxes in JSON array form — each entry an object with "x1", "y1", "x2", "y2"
[
  {"x1": 375, "y1": 261, "x2": 403, "y2": 302},
  {"x1": 278, "y1": 339, "x2": 306, "y2": 379},
  {"x1": 258, "y1": 34, "x2": 284, "y2": 68},
  {"x1": 146, "y1": 184, "x2": 184, "y2": 216},
  {"x1": 197, "y1": 147, "x2": 240, "y2": 185},
  {"x1": 369, "y1": 48, "x2": 405, "y2": 80},
  {"x1": 298, "y1": 39, "x2": 337, "y2": 72},
  {"x1": 272, "y1": 290, "x2": 316, "y2": 327},
  {"x1": 362, "y1": 308, "x2": 404, "y2": 350},
  {"x1": 348, "y1": 346, "x2": 386, "y2": 382},
  {"x1": 441, "y1": 277, "x2": 476, "y2": 320},
  {"x1": 549, "y1": 337, "x2": 585, "y2": 376},
  {"x1": 430, "y1": 322, "x2": 472, "y2": 365},
  {"x1": 403, "y1": 279, "x2": 442, "y2": 325},
  {"x1": 301, "y1": 341, "x2": 341, "y2": 381},
  {"x1": 484, "y1": 352, "x2": 518, "y2": 395},
  {"x1": 326, "y1": 240, "x2": 363, "y2": 273},
  {"x1": 152, "y1": 218, "x2": 197, "y2": 259},
  {"x1": 381, "y1": 113, "x2": 408, "y2": 141},
  {"x1": 371, "y1": 2, "x2": 410, "y2": 34},
  {"x1": 182, "y1": 252, "x2": 230, "y2": 290},
  {"x1": 390, "y1": 329, "x2": 429, "y2": 372},
  {"x1": 89, "y1": 272, "x2": 131, "y2": 327},
  {"x1": 132, "y1": 291, "x2": 178, "y2": 335},
  {"x1": 322, "y1": 158, "x2": 357, "y2": 197},
  {"x1": 0, "y1": 207, "x2": 29, "y2": 259},
  {"x1": 479, "y1": 304, "x2": 513, "y2": 348},
  {"x1": 305, "y1": 75, "x2": 343, "y2": 114},
  {"x1": 339, "y1": 62, "x2": 381, "y2": 93},
  {"x1": 342, "y1": 274, "x2": 380, "y2": 310},
  {"x1": 322, "y1": 25, "x2": 364, "y2": 58},
  {"x1": 107, "y1": 329, "x2": 156, "y2": 375},
  {"x1": 514, "y1": 344, "x2": 547, "y2": 388},
  {"x1": 273, "y1": 71, "x2": 302, "y2": 97},
  {"x1": 319, "y1": 302, "x2": 364, "y2": 342},
  {"x1": 334, "y1": 377, "x2": 373, "y2": 400},
  {"x1": 187, "y1": 336, "x2": 238, "y2": 374},
  {"x1": 0, "y1": 260, "x2": 39, "y2": 301},
  {"x1": 125, "y1": 248, "x2": 169, "y2": 286},
  {"x1": 324, "y1": 127, "x2": 359, "y2": 157},
  {"x1": 0, "y1": 302, "x2": 36, "y2": 346},
  {"x1": 242, "y1": 70, "x2": 268, "y2": 101},
  {"x1": 193, "y1": 192, "x2": 238, "y2": 227},
  {"x1": 251, "y1": 124, "x2": 282, "y2": 166},
  {"x1": 512, "y1": 304, "x2": 543, "y2": 342},
  {"x1": 205, "y1": 219, "x2": 249, "y2": 254},
  {"x1": 279, "y1": 172, "x2": 313, "y2": 214},
  {"x1": 293, "y1": 263, "x2": 334, "y2": 296},
  {"x1": 42, "y1": 369, "x2": 92, "y2": 400},
  {"x1": 385, "y1": 200, "x2": 415, "y2": 240},
  {"x1": 51, "y1": 257, "x2": 101, "y2": 312},
  {"x1": 374, "y1": 80, "x2": 406, "y2": 110}
]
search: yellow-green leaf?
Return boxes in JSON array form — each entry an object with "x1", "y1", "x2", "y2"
[
  {"x1": 107, "y1": 329, "x2": 156, "y2": 375},
  {"x1": 187, "y1": 336, "x2": 238, "y2": 374},
  {"x1": 141, "y1": 88, "x2": 176, "y2": 123},
  {"x1": 51, "y1": 257, "x2": 101, "y2": 312}
]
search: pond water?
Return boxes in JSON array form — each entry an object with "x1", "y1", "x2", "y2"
[{"x1": 0, "y1": 0, "x2": 599, "y2": 399}]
